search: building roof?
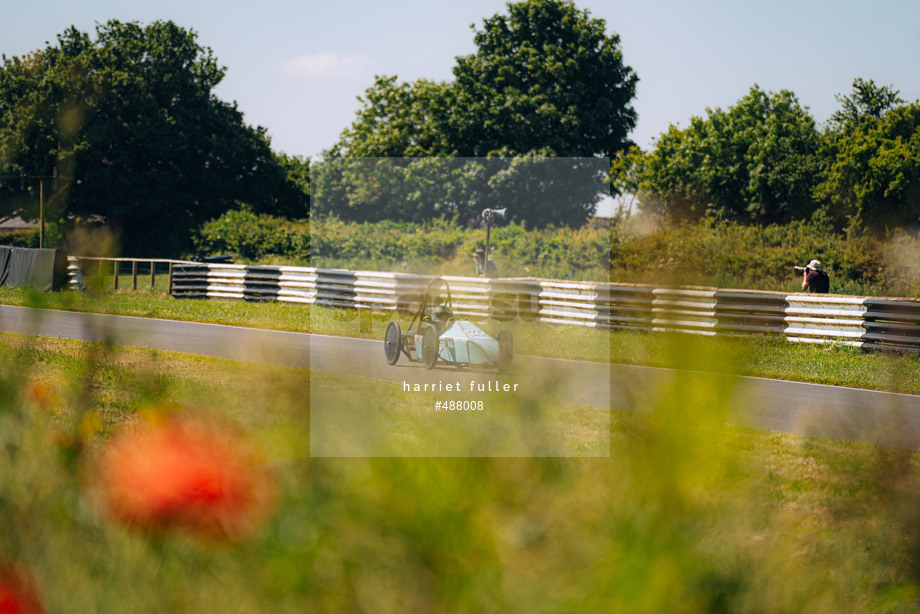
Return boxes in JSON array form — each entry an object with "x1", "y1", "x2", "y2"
[{"x1": 0, "y1": 216, "x2": 39, "y2": 230}]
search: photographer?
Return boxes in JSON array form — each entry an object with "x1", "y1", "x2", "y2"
[
  {"x1": 798, "y1": 260, "x2": 830, "y2": 293},
  {"x1": 473, "y1": 248, "x2": 499, "y2": 278}
]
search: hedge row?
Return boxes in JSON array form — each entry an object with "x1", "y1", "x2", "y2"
[
  {"x1": 195, "y1": 211, "x2": 612, "y2": 279},
  {"x1": 612, "y1": 218, "x2": 920, "y2": 296},
  {"x1": 0, "y1": 229, "x2": 40, "y2": 248},
  {"x1": 193, "y1": 210, "x2": 920, "y2": 296},
  {"x1": 193, "y1": 209, "x2": 309, "y2": 260}
]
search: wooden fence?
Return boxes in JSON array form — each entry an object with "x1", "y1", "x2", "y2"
[{"x1": 66, "y1": 256, "x2": 180, "y2": 291}]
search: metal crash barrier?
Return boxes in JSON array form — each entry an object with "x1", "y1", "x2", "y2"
[{"x1": 63, "y1": 260, "x2": 920, "y2": 351}]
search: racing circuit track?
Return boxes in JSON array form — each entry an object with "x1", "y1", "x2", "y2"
[{"x1": 3, "y1": 304, "x2": 920, "y2": 449}]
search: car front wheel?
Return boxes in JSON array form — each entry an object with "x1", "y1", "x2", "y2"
[
  {"x1": 384, "y1": 321, "x2": 402, "y2": 365},
  {"x1": 422, "y1": 326, "x2": 439, "y2": 370}
]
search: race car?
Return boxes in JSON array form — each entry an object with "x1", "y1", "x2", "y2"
[{"x1": 383, "y1": 277, "x2": 513, "y2": 372}]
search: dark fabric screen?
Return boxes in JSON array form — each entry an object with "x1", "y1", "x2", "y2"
[
  {"x1": 0, "y1": 246, "x2": 67, "y2": 291},
  {"x1": 0, "y1": 246, "x2": 10, "y2": 286}
]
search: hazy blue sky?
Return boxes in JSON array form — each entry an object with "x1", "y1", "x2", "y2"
[{"x1": 4, "y1": 0, "x2": 920, "y2": 160}]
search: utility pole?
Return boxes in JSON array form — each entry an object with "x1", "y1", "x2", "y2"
[
  {"x1": 40, "y1": 178, "x2": 44, "y2": 248},
  {"x1": 1, "y1": 167, "x2": 74, "y2": 248}
]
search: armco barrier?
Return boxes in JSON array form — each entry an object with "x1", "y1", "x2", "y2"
[
  {"x1": 606, "y1": 285, "x2": 654, "y2": 330},
  {"x1": 715, "y1": 290, "x2": 788, "y2": 336},
  {"x1": 652, "y1": 288, "x2": 717, "y2": 334},
  {"x1": 168, "y1": 263, "x2": 616, "y2": 328},
  {"x1": 863, "y1": 299, "x2": 920, "y2": 351},
  {"x1": 171, "y1": 264, "x2": 316, "y2": 303},
  {"x1": 65, "y1": 260, "x2": 920, "y2": 351},
  {"x1": 784, "y1": 295, "x2": 867, "y2": 346}
]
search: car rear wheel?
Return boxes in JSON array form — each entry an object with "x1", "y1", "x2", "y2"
[
  {"x1": 497, "y1": 329, "x2": 513, "y2": 373},
  {"x1": 384, "y1": 321, "x2": 402, "y2": 365},
  {"x1": 422, "y1": 326, "x2": 439, "y2": 370}
]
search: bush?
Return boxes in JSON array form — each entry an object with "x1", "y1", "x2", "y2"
[
  {"x1": 195, "y1": 208, "x2": 308, "y2": 261},
  {"x1": 0, "y1": 229, "x2": 40, "y2": 248},
  {"x1": 610, "y1": 217, "x2": 912, "y2": 296},
  {"x1": 193, "y1": 211, "x2": 920, "y2": 295}
]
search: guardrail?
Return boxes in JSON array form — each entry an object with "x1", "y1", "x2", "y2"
[{"x1": 64, "y1": 260, "x2": 920, "y2": 351}]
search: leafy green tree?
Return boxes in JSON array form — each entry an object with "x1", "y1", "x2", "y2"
[
  {"x1": 274, "y1": 152, "x2": 310, "y2": 212},
  {"x1": 310, "y1": 157, "x2": 493, "y2": 225},
  {"x1": 827, "y1": 78, "x2": 904, "y2": 135},
  {"x1": 328, "y1": 75, "x2": 452, "y2": 158},
  {"x1": 450, "y1": 0, "x2": 637, "y2": 158},
  {"x1": 0, "y1": 20, "x2": 306, "y2": 256},
  {"x1": 819, "y1": 100, "x2": 920, "y2": 229},
  {"x1": 483, "y1": 155, "x2": 606, "y2": 225},
  {"x1": 637, "y1": 86, "x2": 823, "y2": 224},
  {"x1": 332, "y1": 0, "x2": 636, "y2": 161},
  {"x1": 323, "y1": 0, "x2": 634, "y2": 227},
  {"x1": 311, "y1": 155, "x2": 606, "y2": 227},
  {"x1": 814, "y1": 78, "x2": 920, "y2": 229},
  {"x1": 609, "y1": 145, "x2": 646, "y2": 221}
]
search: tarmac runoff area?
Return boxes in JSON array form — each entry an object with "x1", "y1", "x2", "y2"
[{"x1": 403, "y1": 380, "x2": 519, "y2": 392}]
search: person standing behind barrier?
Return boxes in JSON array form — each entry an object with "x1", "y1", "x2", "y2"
[
  {"x1": 473, "y1": 248, "x2": 500, "y2": 278},
  {"x1": 800, "y1": 259, "x2": 830, "y2": 293}
]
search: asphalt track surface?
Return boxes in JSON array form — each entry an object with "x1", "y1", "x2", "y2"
[{"x1": 3, "y1": 304, "x2": 920, "y2": 448}]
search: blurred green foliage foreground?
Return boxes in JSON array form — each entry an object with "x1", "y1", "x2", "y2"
[{"x1": 4, "y1": 330, "x2": 920, "y2": 613}]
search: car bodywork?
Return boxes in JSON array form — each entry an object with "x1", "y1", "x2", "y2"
[{"x1": 383, "y1": 277, "x2": 512, "y2": 372}]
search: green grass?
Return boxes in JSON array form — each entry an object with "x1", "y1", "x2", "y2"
[
  {"x1": 309, "y1": 370, "x2": 609, "y2": 458},
  {"x1": 0, "y1": 285, "x2": 312, "y2": 332},
  {"x1": 609, "y1": 330, "x2": 920, "y2": 396},
  {"x1": 3, "y1": 333, "x2": 920, "y2": 612}
]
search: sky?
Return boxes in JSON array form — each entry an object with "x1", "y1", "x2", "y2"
[{"x1": 3, "y1": 0, "x2": 920, "y2": 211}]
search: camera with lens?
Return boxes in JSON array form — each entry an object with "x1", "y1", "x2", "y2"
[{"x1": 793, "y1": 266, "x2": 807, "y2": 275}]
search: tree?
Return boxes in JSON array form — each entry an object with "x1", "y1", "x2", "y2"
[
  {"x1": 0, "y1": 20, "x2": 306, "y2": 256},
  {"x1": 827, "y1": 78, "x2": 904, "y2": 135},
  {"x1": 449, "y1": 0, "x2": 637, "y2": 158},
  {"x1": 328, "y1": 75, "x2": 453, "y2": 158},
  {"x1": 818, "y1": 99, "x2": 920, "y2": 229},
  {"x1": 814, "y1": 78, "x2": 920, "y2": 229},
  {"x1": 332, "y1": 0, "x2": 637, "y2": 162},
  {"x1": 609, "y1": 145, "x2": 646, "y2": 221},
  {"x1": 311, "y1": 155, "x2": 606, "y2": 227},
  {"x1": 275, "y1": 152, "x2": 310, "y2": 212},
  {"x1": 323, "y1": 0, "x2": 636, "y2": 228},
  {"x1": 636, "y1": 86, "x2": 823, "y2": 224}
]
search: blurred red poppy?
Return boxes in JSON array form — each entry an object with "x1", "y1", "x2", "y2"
[
  {"x1": 0, "y1": 565, "x2": 43, "y2": 614},
  {"x1": 93, "y1": 415, "x2": 276, "y2": 540},
  {"x1": 20, "y1": 383, "x2": 54, "y2": 410}
]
